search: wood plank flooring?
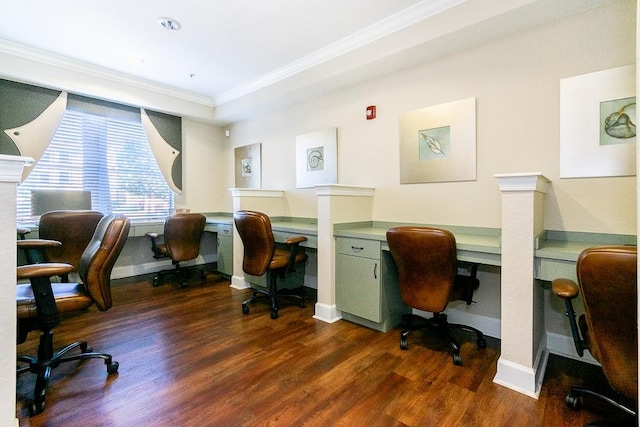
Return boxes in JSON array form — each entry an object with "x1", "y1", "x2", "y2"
[{"x1": 16, "y1": 271, "x2": 632, "y2": 426}]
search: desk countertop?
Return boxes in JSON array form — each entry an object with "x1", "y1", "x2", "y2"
[{"x1": 333, "y1": 222, "x2": 502, "y2": 266}]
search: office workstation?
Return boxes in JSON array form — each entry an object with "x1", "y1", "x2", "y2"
[{"x1": 1, "y1": 0, "x2": 637, "y2": 425}]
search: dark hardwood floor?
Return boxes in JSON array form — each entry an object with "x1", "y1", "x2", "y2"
[{"x1": 16, "y1": 270, "x2": 632, "y2": 426}]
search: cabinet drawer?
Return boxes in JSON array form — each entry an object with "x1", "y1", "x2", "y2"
[{"x1": 336, "y1": 237, "x2": 380, "y2": 259}]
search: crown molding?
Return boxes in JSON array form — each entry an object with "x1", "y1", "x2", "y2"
[
  {"x1": 212, "y1": 0, "x2": 465, "y2": 105},
  {"x1": 0, "y1": 39, "x2": 215, "y2": 107}
]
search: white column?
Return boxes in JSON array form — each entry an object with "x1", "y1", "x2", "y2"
[
  {"x1": 314, "y1": 185, "x2": 375, "y2": 323},
  {"x1": 229, "y1": 188, "x2": 284, "y2": 289},
  {"x1": 0, "y1": 155, "x2": 34, "y2": 427},
  {"x1": 493, "y1": 172, "x2": 551, "y2": 398}
]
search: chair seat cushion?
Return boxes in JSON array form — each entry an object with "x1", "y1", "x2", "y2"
[
  {"x1": 17, "y1": 282, "x2": 93, "y2": 319},
  {"x1": 270, "y1": 248, "x2": 308, "y2": 270}
]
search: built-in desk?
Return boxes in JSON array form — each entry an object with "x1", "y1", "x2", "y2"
[
  {"x1": 269, "y1": 218, "x2": 318, "y2": 248},
  {"x1": 333, "y1": 222, "x2": 501, "y2": 332},
  {"x1": 534, "y1": 230, "x2": 636, "y2": 282}
]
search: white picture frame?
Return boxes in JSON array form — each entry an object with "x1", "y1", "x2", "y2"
[
  {"x1": 234, "y1": 143, "x2": 261, "y2": 188},
  {"x1": 399, "y1": 97, "x2": 476, "y2": 184},
  {"x1": 560, "y1": 64, "x2": 636, "y2": 178},
  {"x1": 295, "y1": 127, "x2": 338, "y2": 188}
]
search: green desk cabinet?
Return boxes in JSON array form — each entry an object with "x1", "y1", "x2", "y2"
[{"x1": 335, "y1": 237, "x2": 409, "y2": 332}]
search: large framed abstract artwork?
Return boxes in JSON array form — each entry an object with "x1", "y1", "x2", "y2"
[
  {"x1": 560, "y1": 65, "x2": 636, "y2": 178},
  {"x1": 295, "y1": 127, "x2": 338, "y2": 188},
  {"x1": 234, "y1": 143, "x2": 261, "y2": 188},
  {"x1": 398, "y1": 97, "x2": 476, "y2": 184}
]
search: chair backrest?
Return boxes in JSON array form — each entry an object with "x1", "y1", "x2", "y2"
[
  {"x1": 576, "y1": 246, "x2": 637, "y2": 399},
  {"x1": 163, "y1": 213, "x2": 206, "y2": 262},
  {"x1": 38, "y1": 210, "x2": 104, "y2": 271},
  {"x1": 233, "y1": 210, "x2": 275, "y2": 277},
  {"x1": 79, "y1": 214, "x2": 131, "y2": 312},
  {"x1": 386, "y1": 226, "x2": 457, "y2": 313}
]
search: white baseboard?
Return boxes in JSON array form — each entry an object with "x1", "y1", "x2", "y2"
[
  {"x1": 112, "y1": 254, "x2": 215, "y2": 280},
  {"x1": 546, "y1": 332, "x2": 599, "y2": 365},
  {"x1": 230, "y1": 275, "x2": 251, "y2": 290},
  {"x1": 313, "y1": 303, "x2": 342, "y2": 324},
  {"x1": 493, "y1": 338, "x2": 549, "y2": 399},
  {"x1": 443, "y1": 307, "x2": 501, "y2": 339}
]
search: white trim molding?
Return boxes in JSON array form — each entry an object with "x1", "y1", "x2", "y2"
[
  {"x1": 230, "y1": 188, "x2": 284, "y2": 198},
  {"x1": 493, "y1": 341, "x2": 549, "y2": 399},
  {"x1": 494, "y1": 172, "x2": 551, "y2": 193},
  {"x1": 315, "y1": 184, "x2": 375, "y2": 197},
  {"x1": 313, "y1": 303, "x2": 342, "y2": 324},
  {"x1": 0, "y1": 154, "x2": 34, "y2": 182}
]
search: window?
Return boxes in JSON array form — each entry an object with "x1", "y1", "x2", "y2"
[{"x1": 17, "y1": 109, "x2": 174, "y2": 222}]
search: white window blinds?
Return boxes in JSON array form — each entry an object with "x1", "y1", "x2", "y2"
[{"x1": 17, "y1": 109, "x2": 174, "y2": 222}]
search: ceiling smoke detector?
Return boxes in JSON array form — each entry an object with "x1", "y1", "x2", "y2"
[{"x1": 158, "y1": 17, "x2": 181, "y2": 31}]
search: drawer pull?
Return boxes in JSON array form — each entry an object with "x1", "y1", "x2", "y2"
[{"x1": 351, "y1": 246, "x2": 364, "y2": 252}]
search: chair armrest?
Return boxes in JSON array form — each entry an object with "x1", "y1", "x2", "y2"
[
  {"x1": 552, "y1": 278, "x2": 579, "y2": 299},
  {"x1": 17, "y1": 239, "x2": 62, "y2": 250},
  {"x1": 145, "y1": 232, "x2": 165, "y2": 259},
  {"x1": 285, "y1": 236, "x2": 307, "y2": 245},
  {"x1": 552, "y1": 277, "x2": 585, "y2": 357},
  {"x1": 17, "y1": 263, "x2": 73, "y2": 280},
  {"x1": 284, "y1": 236, "x2": 307, "y2": 272}
]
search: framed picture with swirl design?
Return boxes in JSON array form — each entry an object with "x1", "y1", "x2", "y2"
[
  {"x1": 560, "y1": 65, "x2": 636, "y2": 178},
  {"x1": 399, "y1": 97, "x2": 476, "y2": 184},
  {"x1": 296, "y1": 127, "x2": 337, "y2": 188}
]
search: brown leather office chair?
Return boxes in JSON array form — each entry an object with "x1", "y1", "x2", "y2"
[
  {"x1": 38, "y1": 210, "x2": 105, "y2": 281},
  {"x1": 386, "y1": 226, "x2": 486, "y2": 365},
  {"x1": 234, "y1": 210, "x2": 308, "y2": 319},
  {"x1": 146, "y1": 212, "x2": 207, "y2": 287},
  {"x1": 16, "y1": 214, "x2": 130, "y2": 416},
  {"x1": 552, "y1": 246, "x2": 637, "y2": 422}
]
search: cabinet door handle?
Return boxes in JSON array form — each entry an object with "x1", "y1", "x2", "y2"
[{"x1": 373, "y1": 262, "x2": 378, "y2": 279}]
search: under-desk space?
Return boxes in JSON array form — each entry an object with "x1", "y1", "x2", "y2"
[{"x1": 333, "y1": 221, "x2": 501, "y2": 332}]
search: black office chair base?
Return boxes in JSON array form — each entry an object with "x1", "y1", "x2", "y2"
[
  {"x1": 241, "y1": 286, "x2": 305, "y2": 319},
  {"x1": 399, "y1": 313, "x2": 486, "y2": 365},
  {"x1": 565, "y1": 385, "x2": 637, "y2": 425},
  {"x1": 152, "y1": 263, "x2": 206, "y2": 288},
  {"x1": 17, "y1": 331, "x2": 118, "y2": 416}
]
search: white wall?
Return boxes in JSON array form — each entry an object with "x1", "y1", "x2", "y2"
[
  {"x1": 225, "y1": 0, "x2": 636, "y2": 234},
  {"x1": 222, "y1": 0, "x2": 636, "y2": 345}
]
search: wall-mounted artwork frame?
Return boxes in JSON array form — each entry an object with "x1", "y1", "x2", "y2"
[
  {"x1": 296, "y1": 127, "x2": 337, "y2": 188},
  {"x1": 234, "y1": 143, "x2": 261, "y2": 188},
  {"x1": 560, "y1": 64, "x2": 636, "y2": 178},
  {"x1": 399, "y1": 97, "x2": 476, "y2": 184}
]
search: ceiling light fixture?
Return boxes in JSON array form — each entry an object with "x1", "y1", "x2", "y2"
[{"x1": 158, "y1": 17, "x2": 181, "y2": 31}]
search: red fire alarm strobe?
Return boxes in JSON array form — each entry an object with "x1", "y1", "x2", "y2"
[{"x1": 366, "y1": 105, "x2": 376, "y2": 120}]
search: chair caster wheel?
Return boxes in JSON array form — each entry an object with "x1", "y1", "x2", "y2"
[
  {"x1": 107, "y1": 361, "x2": 119, "y2": 374},
  {"x1": 27, "y1": 399, "x2": 44, "y2": 416},
  {"x1": 566, "y1": 393, "x2": 581, "y2": 410},
  {"x1": 242, "y1": 304, "x2": 249, "y2": 315},
  {"x1": 271, "y1": 310, "x2": 279, "y2": 319},
  {"x1": 477, "y1": 337, "x2": 487, "y2": 348},
  {"x1": 300, "y1": 301, "x2": 306, "y2": 308},
  {"x1": 452, "y1": 353, "x2": 462, "y2": 366},
  {"x1": 400, "y1": 336, "x2": 408, "y2": 350}
]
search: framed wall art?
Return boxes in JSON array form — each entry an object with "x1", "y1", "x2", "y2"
[
  {"x1": 295, "y1": 127, "x2": 337, "y2": 188},
  {"x1": 234, "y1": 143, "x2": 261, "y2": 188},
  {"x1": 560, "y1": 64, "x2": 636, "y2": 178},
  {"x1": 398, "y1": 97, "x2": 476, "y2": 184}
]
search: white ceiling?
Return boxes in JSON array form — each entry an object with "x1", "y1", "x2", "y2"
[{"x1": 0, "y1": 0, "x2": 612, "y2": 124}]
